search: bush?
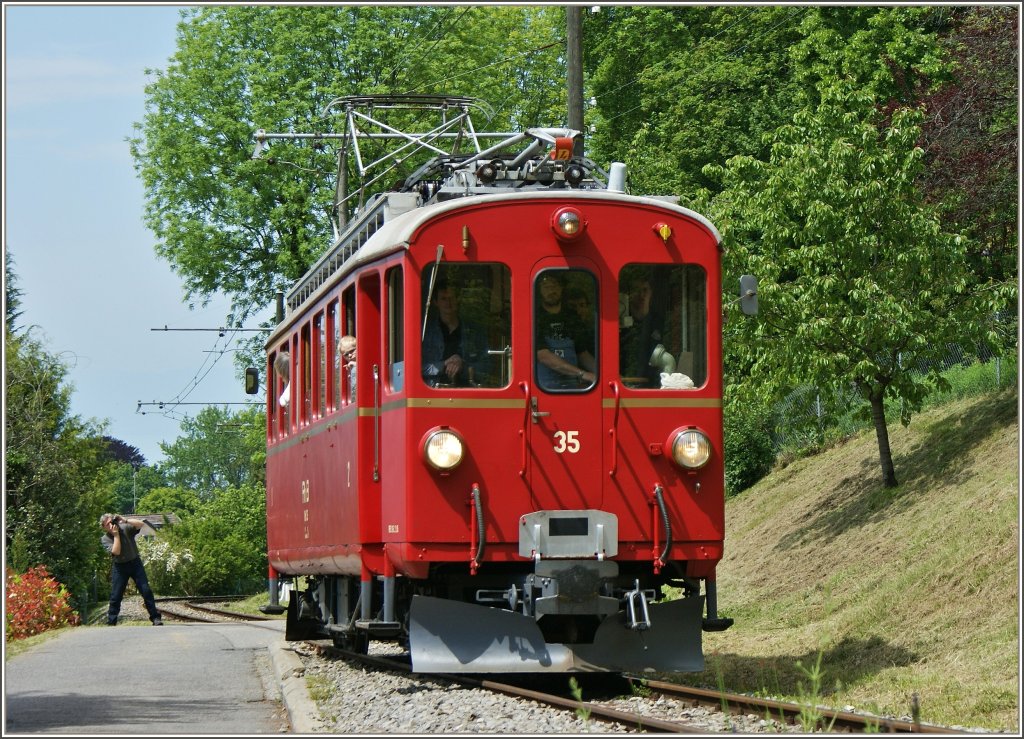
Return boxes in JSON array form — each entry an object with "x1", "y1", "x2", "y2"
[
  {"x1": 137, "y1": 538, "x2": 196, "y2": 596},
  {"x1": 5, "y1": 565, "x2": 81, "y2": 640},
  {"x1": 724, "y1": 402, "x2": 776, "y2": 497}
]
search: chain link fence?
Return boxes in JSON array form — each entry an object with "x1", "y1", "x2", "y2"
[{"x1": 767, "y1": 311, "x2": 1018, "y2": 452}]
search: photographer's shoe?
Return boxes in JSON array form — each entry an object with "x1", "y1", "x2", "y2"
[{"x1": 152, "y1": 618, "x2": 163, "y2": 626}]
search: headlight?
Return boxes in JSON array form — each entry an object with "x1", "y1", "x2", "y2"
[
  {"x1": 423, "y1": 428, "x2": 465, "y2": 471},
  {"x1": 669, "y1": 428, "x2": 712, "y2": 470}
]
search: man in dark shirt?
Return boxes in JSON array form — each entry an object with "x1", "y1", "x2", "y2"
[
  {"x1": 620, "y1": 275, "x2": 665, "y2": 386},
  {"x1": 422, "y1": 282, "x2": 487, "y2": 386},
  {"x1": 535, "y1": 272, "x2": 596, "y2": 390},
  {"x1": 100, "y1": 513, "x2": 163, "y2": 626}
]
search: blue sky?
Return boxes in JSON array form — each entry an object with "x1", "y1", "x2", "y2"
[{"x1": 5, "y1": 3, "x2": 272, "y2": 464}]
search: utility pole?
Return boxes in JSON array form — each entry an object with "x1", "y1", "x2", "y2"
[{"x1": 567, "y1": 5, "x2": 584, "y2": 158}]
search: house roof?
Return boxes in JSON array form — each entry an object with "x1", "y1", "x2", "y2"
[{"x1": 134, "y1": 513, "x2": 181, "y2": 536}]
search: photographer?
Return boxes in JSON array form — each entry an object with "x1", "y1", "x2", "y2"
[{"x1": 100, "y1": 514, "x2": 163, "y2": 626}]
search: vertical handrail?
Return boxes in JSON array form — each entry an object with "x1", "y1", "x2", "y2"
[
  {"x1": 608, "y1": 380, "x2": 621, "y2": 477},
  {"x1": 653, "y1": 484, "x2": 671, "y2": 573},
  {"x1": 518, "y1": 381, "x2": 530, "y2": 478},
  {"x1": 372, "y1": 364, "x2": 380, "y2": 481},
  {"x1": 469, "y1": 483, "x2": 484, "y2": 575}
]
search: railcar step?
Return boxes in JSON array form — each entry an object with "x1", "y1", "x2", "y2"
[{"x1": 354, "y1": 620, "x2": 402, "y2": 637}]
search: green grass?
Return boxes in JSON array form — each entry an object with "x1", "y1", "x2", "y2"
[
  {"x1": 679, "y1": 387, "x2": 1019, "y2": 731},
  {"x1": 231, "y1": 590, "x2": 288, "y2": 618},
  {"x1": 4, "y1": 627, "x2": 72, "y2": 661}
]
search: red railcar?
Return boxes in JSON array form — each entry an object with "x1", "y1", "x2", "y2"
[{"x1": 257, "y1": 97, "x2": 742, "y2": 672}]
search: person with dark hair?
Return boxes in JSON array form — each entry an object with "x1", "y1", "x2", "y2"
[
  {"x1": 422, "y1": 280, "x2": 488, "y2": 386},
  {"x1": 565, "y1": 286, "x2": 592, "y2": 323},
  {"x1": 100, "y1": 513, "x2": 163, "y2": 626},
  {"x1": 535, "y1": 272, "x2": 595, "y2": 390},
  {"x1": 620, "y1": 274, "x2": 673, "y2": 386}
]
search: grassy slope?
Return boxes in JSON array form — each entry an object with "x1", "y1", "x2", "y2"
[{"x1": 697, "y1": 388, "x2": 1020, "y2": 731}]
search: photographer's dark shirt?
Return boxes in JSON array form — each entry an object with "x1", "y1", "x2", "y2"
[{"x1": 101, "y1": 523, "x2": 141, "y2": 564}]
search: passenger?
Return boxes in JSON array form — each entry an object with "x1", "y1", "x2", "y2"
[
  {"x1": 274, "y1": 350, "x2": 291, "y2": 407},
  {"x1": 422, "y1": 280, "x2": 488, "y2": 387},
  {"x1": 565, "y1": 286, "x2": 593, "y2": 323},
  {"x1": 339, "y1": 335, "x2": 356, "y2": 395},
  {"x1": 535, "y1": 272, "x2": 595, "y2": 390},
  {"x1": 620, "y1": 274, "x2": 673, "y2": 386}
]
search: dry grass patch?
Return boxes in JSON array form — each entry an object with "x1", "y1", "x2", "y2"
[{"x1": 686, "y1": 389, "x2": 1019, "y2": 731}]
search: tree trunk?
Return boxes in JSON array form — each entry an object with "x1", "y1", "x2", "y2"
[{"x1": 869, "y1": 389, "x2": 898, "y2": 488}]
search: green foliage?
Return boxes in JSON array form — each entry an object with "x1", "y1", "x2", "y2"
[
  {"x1": 794, "y1": 652, "x2": 840, "y2": 732},
  {"x1": 5, "y1": 251, "x2": 24, "y2": 331},
  {"x1": 591, "y1": 5, "x2": 807, "y2": 200},
  {"x1": 705, "y1": 78, "x2": 1014, "y2": 486},
  {"x1": 136, "y1": 487, "x2": 201, "y2": 517},
  {"x1": 567, "y1": 676, "x2": 592, "y2": 726},
  {"x1": 163, "y1": 483, "x2": 267, "y2": 595},
  {"x1": 158, "y1": 405, "x2": 266, "y2": 498},
  {"x1": 723, "y1": 396, "x2": 776, "y2": 497},
  {"x1": 129, "y1": 5, "x2": 564, "y2": 330},
  {"x1": 5, "y1": 566, "x2": 81, "y2": 640},
  {"x1": 921, "y1": 355, "x2": 1018, "y2": 409},
  {"x1": 4, "y1": 328, "x2": 111, "y2": 608},
  {"x1": 97, "y1": 462, "x2": 167, "y2": 515}
]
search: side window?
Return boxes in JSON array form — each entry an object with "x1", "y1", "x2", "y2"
[
  {"x1": 271, "y1": 341, "x2": 292, "y2": 438},
  {"x1": 328, "y1": 299, "x2": 340, "y2": 412},
  {"x1": 387, "y1": 267, "x2": 404, "y2": 392},
  {"x1": 421, "y1": 263, "x2": 511, "y2": 389},
  {"x1": 534, "y1": 269, "x2": 597, "y2": 392},
  {"x1": 619, "y1": 264, "x2": 707, "y2": 389},
  {"x1": 300, "y1": 323, "x2": 312, "y2": 425},
  {"x1": 314, "y1": 311, "x2": 325, "y2": 419},
  {"x1": 342, "y1": 286, "x2": 357, "y2": 404}
]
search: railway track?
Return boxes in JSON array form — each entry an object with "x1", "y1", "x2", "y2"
[
  {"x1": 154, "y1": 597, "x2": 275, "y2": 623},
  {"x1": 624, "y1": 676, "x2": 966, "y2": 734},
  {"x1": 310, "y1": 643, "x2": 969, "y2": 734},
  {"x1": 144, "y1": 602, "x2": 970, "y2": 734}
]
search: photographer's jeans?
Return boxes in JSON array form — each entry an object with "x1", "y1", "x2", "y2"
[{"x1": 108, "y1": 557, "x2": 161, "y2": 624}]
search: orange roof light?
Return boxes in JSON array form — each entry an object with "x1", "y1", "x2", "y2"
[{"x1": 653, "y1": 222, "x2": 672, "y2": 244}]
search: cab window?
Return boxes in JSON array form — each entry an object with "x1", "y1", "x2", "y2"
[
  {"x1": 619, "y1": 264, "x2": 706, "y2": 389},
  {"x1": 534, "y1": 269, "x2": 597, "y2": 392},
  {"x1": 421, "y1": 263, "x2": 510, "y2": 389}
]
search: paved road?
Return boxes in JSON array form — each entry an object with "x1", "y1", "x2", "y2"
[{"x1": 4, "y1": 621, "x2": 294, "y2": 734}]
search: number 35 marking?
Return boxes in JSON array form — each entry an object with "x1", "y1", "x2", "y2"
[{"x1": 553, "y1": 430, "x2": 580, "y2": 454}]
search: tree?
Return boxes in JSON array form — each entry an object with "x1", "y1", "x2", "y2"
[
  {"x1": 585, "y1": 5, "x2": 806, "y2": 200},
  {"x1": 915, "y1": 6, "x2": 1018, "y2": 287},
  {"x1": 704, "y1": 80, "x2": 1012, "y2": 488},
  {"x1": 129, "y1": 5, "x2": 564, "y2": 332},
  {"x1": 100, "y1": 436, "x2": 146, "y2": 468},
  {"x1": 4, "y1": 328, "x2": 111, "y2": 606},
  {"x1": 158, "y1": 405, "x2": 266, "y2": 499},
  {"x1": 5, "y1": 252, "x2": 24, "y2": 332},
  {"x1": 136, "y1": 487, "x2": 201, "y2": 518},
  {"x1": 98, "y1": 462, "x2": 167, "y2": 515},
  {"x1": 164, "y1": 483, "x2": 267, "y2": 595}
]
